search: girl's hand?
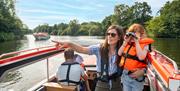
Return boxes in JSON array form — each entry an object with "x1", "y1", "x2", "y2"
[
  {"x1": 124, "y1": 35, "x2": 131, "y2": 44},
  {"x1": 133, "y1": 37, "x2": 139, "y2": 43}
]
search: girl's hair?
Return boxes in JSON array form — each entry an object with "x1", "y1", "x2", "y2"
[
  {"x1": 100, "y1": 25, "x2": 124, "y2": 64},
  {"x1": 128, "y1": 23, "x2": 147, "y2": 38}
]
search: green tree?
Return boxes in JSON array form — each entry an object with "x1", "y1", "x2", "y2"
[
  {"x1": 113, "y1": 2, "x2": 152, "y2": 27},
  {"x1": 79, "y1": 23, "x2": 90, "y2": 35},
  {"x1": 34, "y1": 24, "x2": 50, "y2": 33},
  {"x1": 102, "y1": 15, "x2": 112, "y2": 35},
  {"x1": 114, "y1": 4, "x2": 131, "y2": 26},
  {"x1": 146, "y1": 0, "x2": 180, "y2": 38},
  {"x1": 57, "y1": 23, "x2": 68, "y2": 35},
  {"x1": 65, "y1": 19, "x2": 80, "y2": 36},
  {"x1": 131, "y1": 2, "x2": 152, "y2": 25},
  {"x1": 0, "y1": 0, "x2": 27, "y2": 41}
]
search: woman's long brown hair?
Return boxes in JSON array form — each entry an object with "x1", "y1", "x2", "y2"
[{"x1": 100, "y1": 25, "x2": 124, "y2": 64}]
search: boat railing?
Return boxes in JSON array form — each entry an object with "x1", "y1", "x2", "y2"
[
  {"x1": 155, "y1": 50, "x2": 180, "y2": 75},
  {"x1": 0, "y1": 45, "x2": 55, "y2": 59},
  {"x1": 0, "y1": 45, "x2": 66, "y2": 80}
]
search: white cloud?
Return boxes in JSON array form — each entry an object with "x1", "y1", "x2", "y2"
[
  {"x1": 60, "y1": 2, "x2": 96, "y2": 11},
  {"x1": 20, "y1": 15, "x2": 90, "y2": 29},
  {"x1": 23, "y1": 8, "x2": 88, "y2": 17},
  {"x1": 21, "y1": 19, "x2": 44, "y2": 29},
  {"x1": 21, "y1": 9, "x2": 68, "y2": 15}
]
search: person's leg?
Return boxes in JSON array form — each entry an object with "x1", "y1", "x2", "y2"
[
  {"x1": 131, "y1": 78, "x2": 144, "y2": 91},
  {"x1": 95, "y1": 81, "x2": 109, "y2": 91},
  {"x1": 111, "y1": 78, "x2": 122, "y2": 91},
  {"x1": 122, "y1": 81, "x2": 132, "y2": 91},
  {"x1": 121, "y1": 70, "x2": 133, "y2": 91},
  {"x1": 79, "y1": 81, "x2": 86, "y2": 91}
]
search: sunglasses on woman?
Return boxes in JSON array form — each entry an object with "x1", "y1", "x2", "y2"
[{"x1": 106, "y1": 33, "x2": 117, "y2": 37}]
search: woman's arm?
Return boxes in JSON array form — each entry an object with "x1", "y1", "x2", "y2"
[
  {"x1": 66, "y1": 42, "x2": 90, "y2": 54},
  {"x1": 52, "y1": 40, "x2": 90, "y2": 54}
]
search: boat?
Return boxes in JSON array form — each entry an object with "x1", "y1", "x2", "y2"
[
  {"x1": 33, "y1": 32, "x2": 50, "y2": 40},
  {"x1": 146, "y1": 50, "x2": 180, "y2": 91},
  {"x1": 0, "y1": 44, "x2": 180, "y2": 91}
]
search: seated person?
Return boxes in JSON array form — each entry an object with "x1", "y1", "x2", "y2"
[
  {"x1": 74, "y1": 54, "x2": 86, "y2": 70},
  {"x1": 74, "y1": 54, "x2": 90, "y2": 91},
  {"x1": 56, "y1": 48, "x2": 91, "y2": 91}
]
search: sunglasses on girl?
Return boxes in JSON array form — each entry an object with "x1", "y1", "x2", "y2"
[{"x1": 106, "y1": 33, "x2": 117, "y2": 37}]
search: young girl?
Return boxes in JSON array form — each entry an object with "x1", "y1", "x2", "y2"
[{"x1": 118, "y1": 23, "x2": 154, "y2": 91}]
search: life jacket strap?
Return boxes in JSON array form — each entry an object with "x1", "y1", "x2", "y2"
[
  {"x1": 58, "y1": 80, "x2": 80, "y2": 85},
  {"x1": 122, "y1": 53, "x2": 146, "y2": 64}
]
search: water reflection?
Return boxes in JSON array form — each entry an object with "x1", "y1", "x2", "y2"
[
  {"x1": 0, "y1": 71, "x2": 22, "y2": 87},
  {"x1": 153, "y1": 38, "x2": 180, "y2": 67},
  {"x1": 0, "y1": 40, "x2": 22, "y2": 55}
]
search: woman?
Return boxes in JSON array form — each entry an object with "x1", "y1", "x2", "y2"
[
  {"x1": 53, "y1": 25, "x2": 124, "y2": 91},
  {"x1": 118, "y1": 23, "x2": 154, "y2": 91}
]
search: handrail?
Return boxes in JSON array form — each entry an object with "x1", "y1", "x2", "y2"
[
  {"x1": 0, "y1": 45, "x2": 65, "y2": 79},
  {"x1": 0, "y1": 45, "x2": 55, "y2": 59},
  {"x1": 155, "y1": 50, "x2": 179, "y2": 75}
]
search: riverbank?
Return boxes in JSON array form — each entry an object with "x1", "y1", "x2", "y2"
[{"x1": 0, "y1": 32, "x2": 25, "y2": 42}]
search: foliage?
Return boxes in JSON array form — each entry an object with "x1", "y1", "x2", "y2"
[
  {"x1": 0, "y1": 0, "x2": 30, "y2": 42},
  {"x1": 65, "y1": 19, "x2": 80, "y2": 36},
  {"x1": 146, "y1": 0, "x2": 180, "y2": 38},
  {"x1": 101, "y1": 2, "x2": 152, "y2": 34},
  {"x1": 31, "y1": 1, "x2": 180, "y2": 38},
  {"x1": 0, "y1": 32, "x2": 15, "y2": 41}
]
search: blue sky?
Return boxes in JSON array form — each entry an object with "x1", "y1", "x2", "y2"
[{"x1": 15, "y1": 0, "x2": 172, "y2": 29}]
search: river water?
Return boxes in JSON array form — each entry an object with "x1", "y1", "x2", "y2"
[{"x1": 0, "y1": 35, "x2": 179, "y2": 91}]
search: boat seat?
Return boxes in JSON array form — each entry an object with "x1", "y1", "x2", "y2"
[
  {"x1": 43, "y1": 82, "x2": 77, "y2": 91},
  {"x1": 86, "y1": 70, "x2": 97, "y2": 80}
]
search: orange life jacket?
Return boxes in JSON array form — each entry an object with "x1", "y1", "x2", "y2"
[
  {"x1": 119, "y1": 38, "x2": 154, "y2": 71},
  {"x1": 80, "y1": 63, "x2": 85, "y2": 70},
  {"x1": 80, "y1": 63, "x2": 88, "y2": 80}
]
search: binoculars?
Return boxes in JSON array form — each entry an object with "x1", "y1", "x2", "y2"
[{"x1": 125, "y1": 32, "x2": 137, "y2": 39}]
